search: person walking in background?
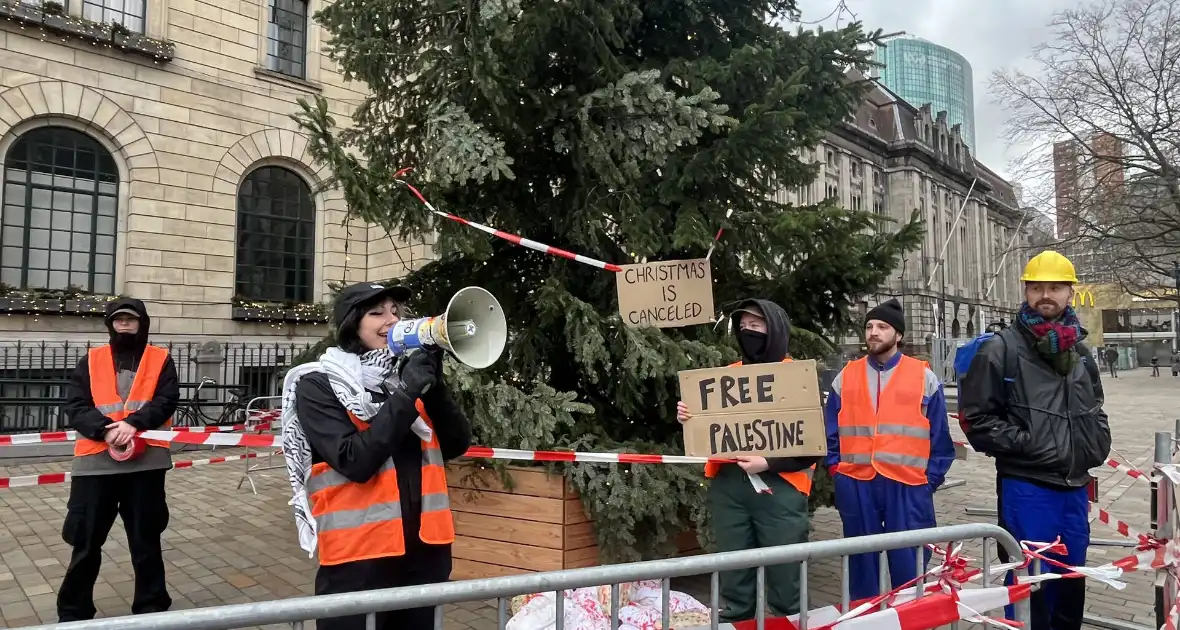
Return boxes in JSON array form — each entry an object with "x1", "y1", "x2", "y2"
[
  {"x1": 959, "y1": 251, "x2": 1111, "y2": 630},
  {"x1": 281, "y1": 283, "x2": 472, "y2": 630},
  {"x1": 1104, "y1": 347, "x2": 1118, "y2": 378},
  {"x1": 822, "y1": 298, "x2": 955, "y2": 600},
  {"x1": 1151, "y1": 355, "x2": 1160, "y2": 377},
  {"x1": 58, "y1": 298, "x2": 180, "y2": 622},
  {"x1": 676, "y1": 299, "x2": 820, "y2": 622}
]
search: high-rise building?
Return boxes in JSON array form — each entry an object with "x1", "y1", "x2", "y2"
[
  {"x1": 873, "y1": 37, "x2": 976, "y2": 150},
  {"x1": 1053, "y1": 133, "x2": 1125, "y2": 283},
  {"x1": 772, "y1": 76, "x2": 1035, "y2": 374}
]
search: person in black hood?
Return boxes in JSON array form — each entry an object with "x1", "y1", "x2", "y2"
[
  {"x1": 676, "y1": 298, "x2": 820, "y2": 621},
  {"x1": 286, "y1": 282, "x2": 472, "y2": 630},
  {"x1": 57, "y1": 297, "x2": 180, "y2": 621}
]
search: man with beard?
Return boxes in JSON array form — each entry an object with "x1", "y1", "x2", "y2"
[
  {"x1": 960, "y1": 251, "x2": 1110, "y2": 630},
  {"x1": 676, "y1": 299, "x2": 820, "y2": 621},
  {"x1": 57, "y1": 297, "x2": 179, "y2": 621},
  {"x1": 822, "y1": 298, "x2": 954, "y2": 600}
]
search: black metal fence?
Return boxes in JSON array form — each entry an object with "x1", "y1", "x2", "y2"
[{"x1": 0, "y1": 340, "x2": 315, "y2": 434}]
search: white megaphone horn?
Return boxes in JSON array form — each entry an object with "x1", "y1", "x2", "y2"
[{"x1": 386, "y1": 286, "x2": 508, "y2": 369}]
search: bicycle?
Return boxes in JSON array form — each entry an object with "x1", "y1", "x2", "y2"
[{"x1": 171, "y1": 377, "x2": 249, "y2": 452}]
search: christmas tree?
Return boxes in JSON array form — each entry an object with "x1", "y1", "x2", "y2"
[{"x1": 295, "y1": 0, "x2": 922, "y2": 561}]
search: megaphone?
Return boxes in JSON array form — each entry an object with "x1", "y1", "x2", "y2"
[{"x1": 386, "y1": 286, "x2": 507, "y2": 369}]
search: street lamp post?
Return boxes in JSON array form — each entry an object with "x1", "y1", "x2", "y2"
[{"x1": 1173, "y1": 261, "x2": 1180, "y2": 351}]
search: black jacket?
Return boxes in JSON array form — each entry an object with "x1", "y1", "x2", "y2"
[
  {"x1": 295, "y1": 368, "x2": 472, "y2": 528},
  {"x1": 63, "y1": 297, "x2": 180, "y2": 439},
  {"x1": 959, "y1": 324, "x2": 1111, "y2": 489},
  {"x1": 730, "y1": 298, "x2": 822, "y2": 476}
]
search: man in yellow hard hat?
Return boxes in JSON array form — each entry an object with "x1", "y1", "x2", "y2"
[{"x1": 959, "y1": 250, "x2": 1111, "y2": 630}]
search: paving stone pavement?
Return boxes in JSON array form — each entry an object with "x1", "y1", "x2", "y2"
[{"x1": 0, "y1": 368, "x2": 1173, "y2": 629}]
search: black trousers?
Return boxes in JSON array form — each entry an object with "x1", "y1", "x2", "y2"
[
  {"x1": 315, "y1": 537, "x2": 452, "y2": 630},
  {"x1": 57, "y1": 469, "x2": 171, "y2": 621}
]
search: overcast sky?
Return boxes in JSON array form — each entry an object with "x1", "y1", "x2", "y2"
[{"x1": 791, "y1": 0, "x2": 1085, "y2": 182}]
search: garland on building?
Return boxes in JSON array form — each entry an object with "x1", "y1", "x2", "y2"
[
  {"x1": 0, "y1": 284, "x2": 118, "y2": 318},
  {"x1": 0, "y1": 0, "x2": 174, "y2": 62},
  {"x1": 231, "y1": 296, "x2": 330, "y2": 326}
]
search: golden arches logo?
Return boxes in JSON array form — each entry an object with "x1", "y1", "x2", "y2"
[{"x1": 1071, "y1": 290, "x2": 1096, "y2": 308}]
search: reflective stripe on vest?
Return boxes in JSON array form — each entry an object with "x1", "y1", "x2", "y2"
[
  {"x1": 75, "y1": 344, "x2": 174, "y2": 457},
  {"x1": 306, "y1": 399, "x2": 455, "y2": 566},
  {"x1": 702, "y1": 359, "x2": 815, "y2": 497},
  {"x1": 835, "y1": 355, "x2": 930, "y2": 486}
]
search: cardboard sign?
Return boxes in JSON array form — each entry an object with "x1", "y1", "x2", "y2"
[
  {"x1": 615, "y1": 258, "x2": 714, "y2": 328},
  {"x1": 677, "y1": 360, "x2": 825, "y2": 459}
]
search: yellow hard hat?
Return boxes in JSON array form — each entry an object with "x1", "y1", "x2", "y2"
[{"x1": 1021, "y1": 250, "x2": 1078, "y2": 283}]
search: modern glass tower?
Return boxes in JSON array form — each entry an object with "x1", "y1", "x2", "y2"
[{"x1": 873, "y1": 37, "x2": 976, "y2": 150}]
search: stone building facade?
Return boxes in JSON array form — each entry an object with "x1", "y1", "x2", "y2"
[
  {"x1": 773, "y1": 80, "x2": 1039, "y2": 354},
  {"x1": 0, "y1": 0, "x2": 425, "y2": 348}
]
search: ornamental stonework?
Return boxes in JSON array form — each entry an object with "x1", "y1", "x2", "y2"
[{"x1": 0, "y1": 0, "x2": 431, "y2": 341}]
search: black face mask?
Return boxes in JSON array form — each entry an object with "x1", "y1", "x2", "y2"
[
  {"x1": 110, "y1": 332, "x2": 140, "y2": 351},
  {"x1": 736, "y1": 329, "x2": 768, "y2": 362}
]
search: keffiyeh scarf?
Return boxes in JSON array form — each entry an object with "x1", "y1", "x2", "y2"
[
  {"x1": 281, "y1": 347, "x2": 433, "y2": 557},
  {"x1": 1018, "y1": 302, "x2": 1085, "y2": 375}
]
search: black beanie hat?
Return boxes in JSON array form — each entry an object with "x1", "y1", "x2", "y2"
[{"x1": 866, "y1": 298, "x2": 906, "y2": 335}]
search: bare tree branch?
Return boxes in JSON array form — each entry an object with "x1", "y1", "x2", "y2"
[{"x1": 991, "y1": 0, "x2": 1180, "y2": 303}]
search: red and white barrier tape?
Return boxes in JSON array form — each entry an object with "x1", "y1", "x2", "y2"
[
  {"x1": 703, "y1": 584, "x2": 1031, "y2": 630},
  {"x1": 98, "y1": 433, "x2": 741, "y2": 465},
  {"x1": 0, "y1": 422, "x2": 275, "y2": 446},
  {"x1": 394, "y1": 168, "x2": 624, "y2": 273},
  {"x1": 1091, "y1": 503, "x2": 1155, "y2": 545},
  {"x1": 0, "y1": 453, "x2": 258, "y2": 488}
]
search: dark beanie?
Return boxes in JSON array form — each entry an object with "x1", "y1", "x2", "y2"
[{"x1": 866, "y1": 298, "x2": 906, "y2": 335}]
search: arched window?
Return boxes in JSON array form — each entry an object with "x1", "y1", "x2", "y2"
[
  {"x1": 1, "y1": 127, "x2": 118, "y2": 293},
  {"x1": 235, "y1": 166, "x2": 315, "y2": 303}
]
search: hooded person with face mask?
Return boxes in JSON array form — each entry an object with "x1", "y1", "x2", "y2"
[
  {"x1": 57, "y1": 297, "x2": 180, "y2": 622},
  {"x1": 676, "y1": 298, "x2": 821, "y2": 622}
]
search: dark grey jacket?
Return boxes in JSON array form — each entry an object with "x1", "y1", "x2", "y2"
[{"x1": 959, "y1": 325, "x2": 1111, "y2": 489}]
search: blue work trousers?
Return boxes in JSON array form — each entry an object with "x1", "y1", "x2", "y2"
[
  {"x1": 833, "y1": 473, "x2": 936, "y2": 600},
  {"x1": 999, "y1": 476, "x2": 1089, "y2": 630}
]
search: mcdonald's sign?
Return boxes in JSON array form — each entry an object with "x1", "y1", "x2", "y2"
[{"x1": 1071, "y1": 290, "x2": 1097, "y2": 308}]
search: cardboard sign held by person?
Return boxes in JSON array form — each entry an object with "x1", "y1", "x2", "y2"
[
  {"x1": 677, "y1": 360, "x2": 825, "y2": 459},
  {"x1": 616, "y1": 259, "x2": 714, "y2": 328}
]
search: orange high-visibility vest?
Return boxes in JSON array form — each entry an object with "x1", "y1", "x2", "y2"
[
  {"x1": 835, "y1": 354, "x2": 930, "y2": 486},
  {"x1": 703, "y1": 359, "x2": 815, "y2": 497},
  {"x1": 75, "y1": 344, "x2": 174, "y2": 457},
  {"x1": 306, "y1": 399, "x2": 455, "y2": 566}
]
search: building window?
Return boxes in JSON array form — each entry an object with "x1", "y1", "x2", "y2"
[
  {"x1": 850, "y1": 194, "x2": 862, "y2": 211},
  {"x1": 825, "y1": 183, "x2": 839, "y2": 200},
  {"x1": 2, "y1": 127, "x2": 118, "y2": 294},
  {"x1": 266, "y1": 0, "x2": 309, "y2": 78},
  {"x1": 235, "y1": 166, "x2": 315, "y2": 303},
  {"x1": 83, "y1": 0, "x2": 145, "y2": 33},
  {"x1": 850, "y1": 162, "x2": 861, "y2": 179},
  {"x1": 826, "y1": 150, "x2": 836, "y2": 167},
  {"x1": 873, "y1": 198, "x2": 884, "y2": 214}
]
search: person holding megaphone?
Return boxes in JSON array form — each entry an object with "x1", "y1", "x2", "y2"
[{"x1": 280, "y1": 282, "x2": 473, "y2": 630}]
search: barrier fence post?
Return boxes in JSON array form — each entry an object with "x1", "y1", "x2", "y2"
[{"x1": 1154, "y1": 431, "x2": 1176, "y2": 630}]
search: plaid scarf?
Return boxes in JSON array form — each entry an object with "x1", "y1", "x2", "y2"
[{"x1": 1017, "y1": 302, "x2": 1085, "y2": 374}]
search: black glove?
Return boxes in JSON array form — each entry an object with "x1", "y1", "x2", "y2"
[{"x1": 397, "y1": 351, "x2": 439, "y2": 399}]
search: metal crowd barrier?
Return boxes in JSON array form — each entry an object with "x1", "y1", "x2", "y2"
[
  {"x1": 16, "y1": 523, "x2": 1028, "y2": 630},
  {"x1": 236, "y1": 395, "x2": 284, "y2": 495},
  {"x1": 965, "y1": 429, "x2": 1179, "y2": 630}
]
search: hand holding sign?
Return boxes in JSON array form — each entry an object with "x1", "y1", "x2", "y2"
[{"x1": 677, "y1": 361, "x2": 825, "y2": 459}]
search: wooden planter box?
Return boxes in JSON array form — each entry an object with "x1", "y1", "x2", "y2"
[
  {"x1": 448, "y1": 464, "x2": 701, "y2": 580},
  {"x1": 449, "y1": 463, "x2": 597, "y2": 580}
]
